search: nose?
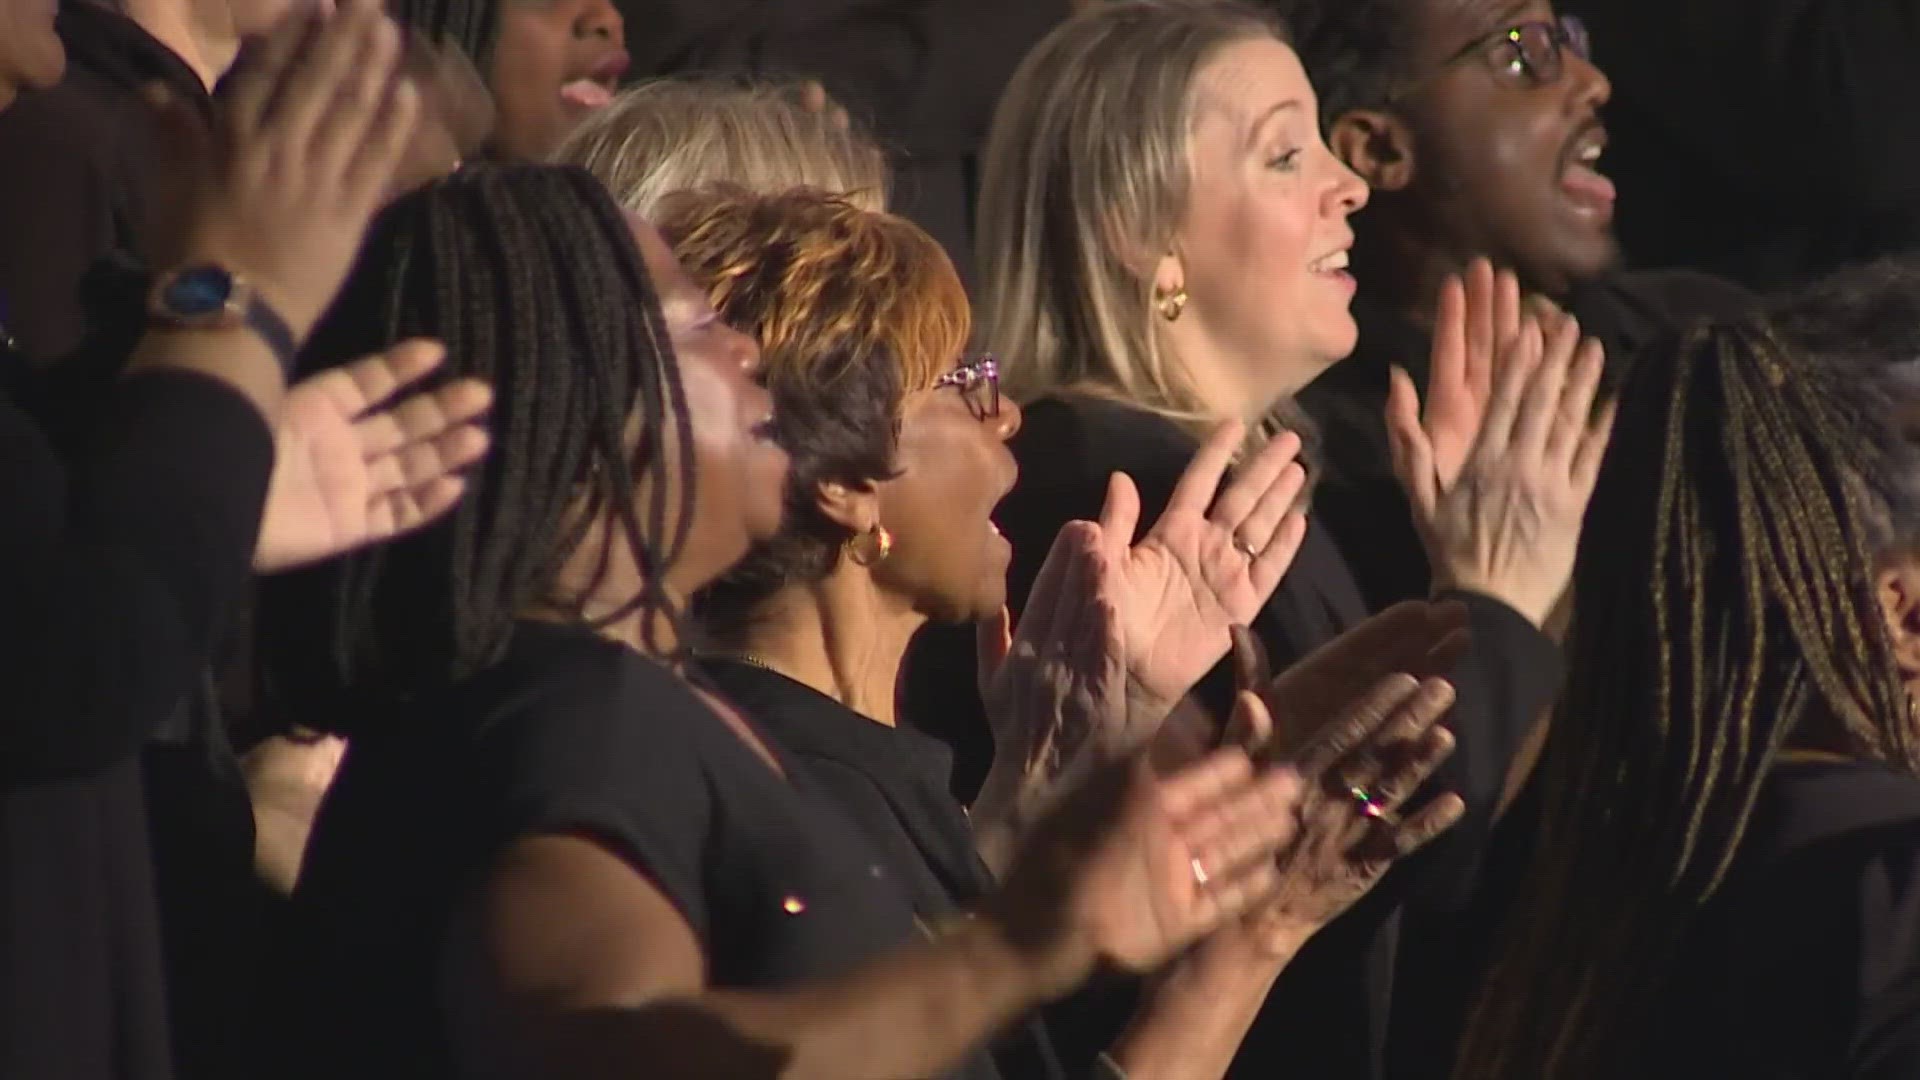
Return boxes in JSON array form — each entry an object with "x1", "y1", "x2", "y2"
[
  {"x1": 1327, "y1": 151, "x2": 1370, "y2": 216},
  {"x1": 575, "y1": 0, "x2": 623, "y2": 44},
  {"x1": 992, "y1": 395, "x2": 1023, "y2": 442},
  {"x1": 1564, "y1": 50, "x2": 1610, "y2": 115}
]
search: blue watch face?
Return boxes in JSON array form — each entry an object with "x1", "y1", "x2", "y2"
[{"x1": 161, "y1": 266, "x2": 235, "y2": 317}]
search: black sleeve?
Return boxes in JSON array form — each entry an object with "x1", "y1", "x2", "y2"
[
  {"x1": 1853, "y1": 843, "x2": 1920, "y2": 1077},
  {"x1": 482, "y1": 656, "x2": 719, "y2": 942},
  {"x1": 0, "y1": 88, "x2": 118, "y2": 365},
  {"x1": 0, "y1": 370, "x2": 275, "y2": 780},
  {"x1": 1403, "y1": 590, "x2": 1561, "y2": 909}
]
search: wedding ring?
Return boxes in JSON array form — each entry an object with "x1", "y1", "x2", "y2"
[
  {"x1": 1232, "y1": 537, "x2": 1257, "y2": 560},
  {"x1": 1190, "y1": 856, "x2": 1211, "y2": 889},
  {"x1": 1347, "y1": 784, "x2": 1400, "y2": 826}
]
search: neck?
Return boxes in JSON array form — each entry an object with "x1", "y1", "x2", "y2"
[
  {"x1": 122, "y1": 0, "x2": 240, "y2": 89},
  {"x1": 1162, "y1": 322, "x2": 1293, "y2": 424},
  {"x1": 722, "y1": 572, "x2": 926, "y2": 728},
  {"x1": 1353, "y1": 209, "x2": 1462, "y2": 336}
]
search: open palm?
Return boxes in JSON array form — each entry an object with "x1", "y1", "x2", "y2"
[
  {"x1": 1096, "y1": 419, "x2": 1308, "y2": 717},
  {"x1": 255, "y1": 340, "x2": 491, "y2": 573}
]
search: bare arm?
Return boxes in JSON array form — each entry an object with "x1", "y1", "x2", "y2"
[{"x1": 442, "y1": 835, "x2": 1075, "y2": 1080}]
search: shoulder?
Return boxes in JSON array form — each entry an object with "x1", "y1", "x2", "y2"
[
  {"x1": 457, "y1": 626, "x2": 720, "y2": 812},
  {"x1": 1013, "y1": 394, "x2": 1197, "y2": 498},
  {"x1": 1570, "y1": 271, "x2": 1757, "y2": 353},
  {"x1": 0, "y1": 81, "x2": 118, "y2": 174}
]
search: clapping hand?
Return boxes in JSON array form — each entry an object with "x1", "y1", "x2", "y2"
[
  {"x1": 1388, "y1": 261, "x2": 1616, "y2": 627},
  {"x1": 255, "y1": 340, "x2": 490, "y2": 572},
  {"x1": 1213, "y1": 613, "x2": 1466, "y2": 955},
  {"x1": 1096, "y1": 419, "x2": 1308, "y2": 725}
]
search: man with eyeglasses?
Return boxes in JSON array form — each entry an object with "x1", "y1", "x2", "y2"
[
  {"x1": 1249, "y1": 3, "x2": 1753, "y2": 1079},
  {"x1": 1263, "y1": 0, "x2": 1752, "y2": 614}
]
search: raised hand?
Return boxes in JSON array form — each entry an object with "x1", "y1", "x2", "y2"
[
  {"x1": 972, "y1": 522, "x2": 1127, "y2": 875},
  {"x1": 1388, "y1": 307, "x2": 1616, "y2": 627},
  {"x1": 254, "y1": 340, "x2": 491, "y2": 572},
  {"x1": 166, "y1": 0, "x2": 421, "y2": 340},
  {"x1": 1096, "y1": 419, "x2": 1308, "y2": 720},
  {"x1": 991, "y1": 744, "x2": 1306, "y2": 986}
]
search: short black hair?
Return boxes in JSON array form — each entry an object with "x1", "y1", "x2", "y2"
[
  {"x1": 259, "y1": 164, "x2": 693, "y2": 734},
  {"x1": 1259, "y1": 0, "x2": 1421, "y2": 127}
]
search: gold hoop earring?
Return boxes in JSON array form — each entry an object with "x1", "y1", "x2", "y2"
[
  {"x1": 1155, "y1": 284, "x2": 1189, "y2": 322},
  {"x1": 847, "y1": 524, "x2": 893, "y2": 566}
]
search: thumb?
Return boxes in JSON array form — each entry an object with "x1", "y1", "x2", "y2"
[
  {"x1": 1098, "y1": 471, "x2": 1142, "y2": 554},
  {"x1": 1221, "y1": 689, "x2": 1275, "y2": 755},
  {"x1": 1230, "y1": 624, "x2": 1270, "y2": 697},
  {"x1": 1387, "y1": 365, "x2": 1438, "y2": 514}
]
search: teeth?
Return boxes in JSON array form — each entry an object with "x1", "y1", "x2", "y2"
[
  {"x1": 989, "y1": 520, "x2": 1002, "y2": 537},
  {"x1": 1311, "y1": 250, "x2": 1350, "y2": 273}
]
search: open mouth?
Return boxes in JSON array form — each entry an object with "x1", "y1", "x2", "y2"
[
  {"x1": 560, "y1": 48, "x2": 629, "y2": 111},
  {"x1": 1559, "y1": 123, "x2": 1616, "y2": 213}
]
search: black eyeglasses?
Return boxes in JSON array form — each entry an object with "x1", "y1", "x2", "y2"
[
  {"x1": 1444, "y1": 13, "x2": 1591, "y2": 88},
  {"x1": 934, "y1": 354, "x2": 1001, "y2": 421}
]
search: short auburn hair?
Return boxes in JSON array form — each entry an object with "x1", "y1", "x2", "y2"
[{"x1": 656, "y1": 187, "x2": 971, "y2": 638}]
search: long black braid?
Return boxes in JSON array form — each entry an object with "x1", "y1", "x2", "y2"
[
  {"x1": 258, "y1": 164, "x2": 697, "y2": 735},
  {"x1": 1453, "y1": 259, "x2": 1920, "y2": 1080}
]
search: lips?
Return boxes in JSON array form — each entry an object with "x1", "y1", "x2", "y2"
[
  {"x1": 1560, "y1": 122, "x2": 1616, "y2": 213},
  {"x1": 560, "y1": 47, "x2": 630, "y2": 112}
]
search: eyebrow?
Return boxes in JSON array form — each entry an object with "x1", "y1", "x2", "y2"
[{"x1": 1245, "y1": 100, "x2": 1304, "y2": 149}]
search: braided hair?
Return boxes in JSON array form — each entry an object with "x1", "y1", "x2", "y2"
[
  {"x1": 1453, "y1": 260, "x2": 1920, "y2": 1080},
  {"x1": 258, "y1": 164, "x2": 695, "y2": 735}
]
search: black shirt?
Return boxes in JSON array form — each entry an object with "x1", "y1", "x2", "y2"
[
  {"x1": 1645, "y1": 760, "x2": 1920, "y2": 1078},
  {"x1": 0, "y1": 0, "x2": 208, "y2": 367},
  {"x1": 703, "y1": 657, "x2": 1062, "y2": 1080},
  {"x1": 0, "y1": 355, "x2": 275, "y2": 1080},
  {"x1": 279, "y1": 622, "x2": 923, "y2": 1079},
  {"x1": 1395, "y1": 761, "x2": 1920, "y2": 1080},
  {"x1": 903, "y1": 393, "x2": 1563, "y2": 1079}
]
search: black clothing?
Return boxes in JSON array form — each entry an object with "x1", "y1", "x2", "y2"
[
  {"x1": 0, "y1": 1, "x2": 208, "y2": 367},
  {"x1": 1299, "y1": 272, "x2": 1756, "y2": 612},
  {"x1": 1564, "y1": 0, "x2": 1920, "y2": 291},
  {"x1": 0, "y1": 357, "x2": 275, "y2": 1080},
  {"x1": 280, "y1": 622, "x2": 923, "y2": 1079},
  {"x1": 1393, "y1": 761, "x2": 1920, "y2": 1080},
  {"x1": 902, "y1": 393, "x2": 1562, "y2": 1078},
  {"x1": 0, "y1": 17, "x2": 263, "y2": 1077},
  {"x1": 611, "y1": 0, "x2": 1069, "y2": 292},
  {"x1": 703, "y1": 657, "x2": 1062, "y2": 1080}
]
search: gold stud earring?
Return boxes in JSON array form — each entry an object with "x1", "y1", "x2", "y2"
[
  {"x1": 1155, "y1": 283, "x2": 1189, "y2": 322},
  {"x1": 847, "y1": 523, "x2": 893, "y2": 566}
]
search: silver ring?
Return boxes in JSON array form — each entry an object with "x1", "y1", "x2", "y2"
[
  {"x1": 1189, "y1": 856, "x2": 1211, "y2": 889},
  {"x1": 1232, "y1": 537, "x2": 1257, "y2": 560}
]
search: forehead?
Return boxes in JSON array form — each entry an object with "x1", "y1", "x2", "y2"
[
  {"x1": 624, "y1": 210, "x2": 704, "y2": 308},
  {"x1": 1415, "y1": 0, "x2": 1551, "y2": 55},
  {"x1": 1191, "y1": 36, "x2": 1313, "y2": 131}
]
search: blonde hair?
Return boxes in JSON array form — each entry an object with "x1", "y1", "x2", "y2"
[
  {"x1": 977, "y1": 0, "x2": 1286, "y2": 428},
  {"x1": 554, "y1": 79, "x2": 890, "y2": 219}
]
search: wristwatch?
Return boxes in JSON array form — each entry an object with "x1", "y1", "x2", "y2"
[{"x1": 147, "y1": 264, "x2": 299, "y2": 376}]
